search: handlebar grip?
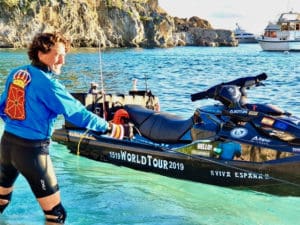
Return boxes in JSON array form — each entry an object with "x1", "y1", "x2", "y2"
[
  {"x1": 191, "y1": 73, "x2": 267, "y2": 102},
  {"x1": 191, "y1": 91, "x2": 208, "y2": 102},
  {"x1": 191, "y1": 86, "x2": 217, "y2": 101},
  {"x1": 256, "y1": 73, "x2": 267, "y2": 81}
]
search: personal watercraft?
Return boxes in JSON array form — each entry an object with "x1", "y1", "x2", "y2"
[{"x1": 52, "y1": 73, "x2": 300, "y2": 196}]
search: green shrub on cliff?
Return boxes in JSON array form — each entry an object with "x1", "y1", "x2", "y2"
[
  {"x1": 1, "y1": 0, "x2": 19, "y2": 8},
  {"x1": 106, "y1": 0, "x2": 123, "y2": 9}
]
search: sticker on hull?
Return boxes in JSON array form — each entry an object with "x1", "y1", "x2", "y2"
[{"x1": 109, "y1": 150, "x2": 184, "y2": 171}]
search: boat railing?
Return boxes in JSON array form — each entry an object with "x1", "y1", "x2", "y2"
[
  {"x1": 83, "y1": 92, "x2": 160, "y2": 110},
  {"x1": 278, "y1": 31, "x2": 289, "y2": 40},
  {"x1": 294, "y1": 30, "x2": 300, "y2": 39},
  {"x1": 64, "y1": 92, "x2": 160, "y2": 129}
]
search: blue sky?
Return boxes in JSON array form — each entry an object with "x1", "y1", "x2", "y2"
[{"x1": 159, "y1": 0, "x2": 300, "y2": 34}]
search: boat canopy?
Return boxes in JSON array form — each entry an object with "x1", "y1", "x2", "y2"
[
  {"x1": 278, "y1": 12, "x2": 300, "y2": 23},
  {"x1": 277, "y1": 12, "x2": 300, "y2": 31}
]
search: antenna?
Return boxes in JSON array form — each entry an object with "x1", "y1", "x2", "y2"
[
  {"x1": 98, "y1": 39, "x2": 107, "y2": 120},
  {"x1": 143, "y1": 74, "x2": 149, "y2": 92},
  {"x1": 286, "y1": 0, "x2": 293, "y2": 11}
]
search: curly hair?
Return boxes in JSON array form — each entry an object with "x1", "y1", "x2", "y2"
[{"x1": 28, "y1": 32, "x2": 71, "y2": 64}]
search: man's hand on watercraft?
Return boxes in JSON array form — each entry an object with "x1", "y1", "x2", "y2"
[{"x1": 107, "y1": 122, "x2": 133, "y2": 140}]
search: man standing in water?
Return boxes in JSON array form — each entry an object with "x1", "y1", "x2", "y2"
[{"x1": 0, "y1": 32, "x2": 120, "y2": 224}]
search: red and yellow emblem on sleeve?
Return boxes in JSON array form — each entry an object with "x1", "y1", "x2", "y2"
[{"x1": 4, "y1": 70, "x2": 31, "y2": 120}]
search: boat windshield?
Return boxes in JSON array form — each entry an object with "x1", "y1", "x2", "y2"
[{"x1": 264, "y1": 31, "x2": 277, "y2": 37}]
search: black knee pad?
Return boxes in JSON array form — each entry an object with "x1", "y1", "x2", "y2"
[
  {"x1": 44, "y1": 203, "x2": 67, "y2": 224},
  {"x1": 0, "y1": 192, "x2": 12, "y2": 213}
]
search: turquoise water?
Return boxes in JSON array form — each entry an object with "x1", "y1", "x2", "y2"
[{"x1": 0, "y1": 44, "x2": 300, "y2": 225}]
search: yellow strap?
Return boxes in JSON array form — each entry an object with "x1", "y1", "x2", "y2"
[{"x1": 77, "y1": 129, "x2": 90, "y2": 155}]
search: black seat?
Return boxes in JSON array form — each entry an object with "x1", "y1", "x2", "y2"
[{"x1": 124, "y1": 104, "x2": 193, "y2": 143}]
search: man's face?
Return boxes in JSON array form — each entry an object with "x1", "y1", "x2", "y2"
[{"x1": 38, "y1": 42, "x2": 66, "y2": 74}]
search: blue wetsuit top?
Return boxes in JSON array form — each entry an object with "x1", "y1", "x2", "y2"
[{"x1": 0, "y1": 64, "x2": 109, "y2": 140}]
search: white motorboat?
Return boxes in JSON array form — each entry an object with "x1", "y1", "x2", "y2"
[
  {"x1": 257, "y1": 11, "x2": 300, "y2": 51},
  {"x1": 234, "y1": 23, "x2": 257, "y2": 43}
]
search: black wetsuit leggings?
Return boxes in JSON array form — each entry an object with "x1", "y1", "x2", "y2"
[{"x1": 0, "y1": 131, "x2": 59, "y2": 198}]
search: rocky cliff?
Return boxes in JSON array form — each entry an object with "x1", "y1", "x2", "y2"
[{"x1": 0, "y1": 0, "x2": 238, "y2": 48}]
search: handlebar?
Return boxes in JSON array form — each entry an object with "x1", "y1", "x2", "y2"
[{"x1": 191, "y1": 73, "x2": 267, "y2": 102}]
